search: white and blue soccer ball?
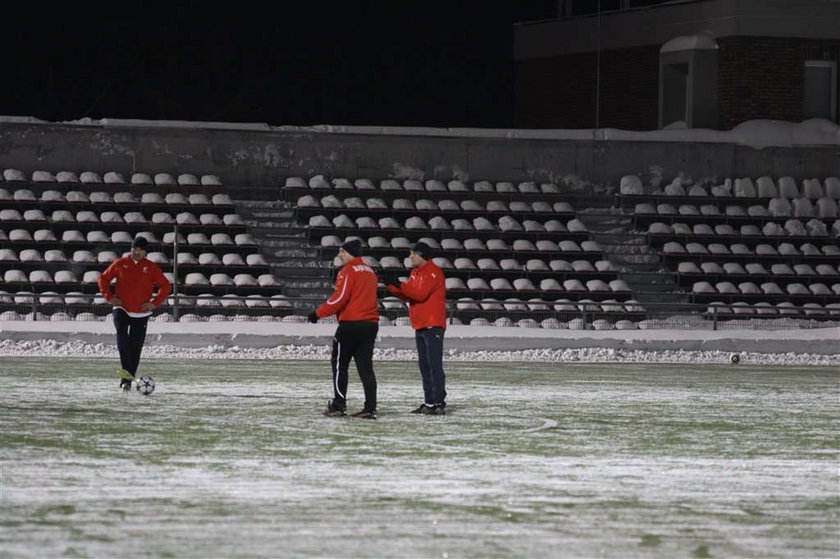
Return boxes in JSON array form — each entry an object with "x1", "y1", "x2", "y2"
[{"x1": 135, "y1": 376, "x2": 156, "y2": 396}]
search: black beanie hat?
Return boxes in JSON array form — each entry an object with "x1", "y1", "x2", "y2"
[
  {"x1": 340, "y1": 239, "x2": 362, "y2": 257},
  {"x1": 132, "y1": 236, "x2": 149, "y2": 250},
  {"x1": 411, "y1": 241, "x2": 433, "y2": 260}
]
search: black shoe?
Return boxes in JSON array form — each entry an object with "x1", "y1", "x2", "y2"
[
  {"x1": 410, "y1": 404, "x2": 427, "y2": 414},
  {"x1": 352, "y1": 409, "x2": 377, "y2": 420},
  {"x1": 420, "y1": 403, "x2": 446, "y2": 416},
  {"x1": 324, "y1": 399, "x2": 346, "y2": 417},
  {"x1": 119, "y1": 379, "x2": 132, "y2": 391}
]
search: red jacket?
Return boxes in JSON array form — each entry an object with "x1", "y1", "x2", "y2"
[
  {"x1": 386, "y1": 260, "x2": 447, "y2": 330},
  {"x1": 98, "y1": 256, "x2": 171, "y2": 315},
  {"x1": 316, "y1": 256, "x2": 379, "y2": 322}
]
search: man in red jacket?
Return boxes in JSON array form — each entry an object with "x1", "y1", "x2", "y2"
[
  {"x1": 98, "y1": 236, "x2": 171, "y2": 390},
  {"x1": 382, "y1": 242, "x2": 448, "y2": 415},
  {"x1": 308, "y1": 239, "x2": 380, "y2": 419}
]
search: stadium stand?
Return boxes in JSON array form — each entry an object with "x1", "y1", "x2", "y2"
[
  {"x1": 3, "y1": 165, "x2": 839, "y2": 327},
  {"x1": 0, "y1": 169, "x2": 285, "y2": 321},
  {"x1": 620, "y1": 174, "x2": 840, "y2": 320}
]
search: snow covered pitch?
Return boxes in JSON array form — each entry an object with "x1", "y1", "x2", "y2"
[{"x1": 1, "y1": 358, "x2": 837, "y2": 557}]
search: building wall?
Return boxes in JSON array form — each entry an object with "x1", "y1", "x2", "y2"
[
  {"x1": 515, "y1": 45, "x2": 661, "y2": 130},
  {"x1": 717, "y1": 37, "x2": 840, "y2": 129},
  {"x1": 0, "y1": 121, "x2": 836, "y2": 193},
  {"x1": 515, "y1": 37, "x2": 840, "y2": 131}
]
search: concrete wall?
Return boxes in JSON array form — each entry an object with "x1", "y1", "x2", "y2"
[{"x1": 0, "y1": 120, "x2": 837, "y2": 192}]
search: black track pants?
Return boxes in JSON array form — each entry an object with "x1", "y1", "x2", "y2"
[
  {"x1": 330, "y1": 320, "x2": 379, "y2": 411},
  {"x1": 113, "y1": 308, "x2": 149, "y2": 375}
]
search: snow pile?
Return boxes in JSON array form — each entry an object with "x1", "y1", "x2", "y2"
[{"x1": 1, "y1": 339, "x2": 837, "y2": 366}]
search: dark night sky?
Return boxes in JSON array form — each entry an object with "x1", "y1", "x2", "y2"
[{"x1": 0, "y1": 2, "x2": 557, "y2": 128}]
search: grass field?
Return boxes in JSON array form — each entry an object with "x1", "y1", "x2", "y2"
[{"x1": 1, "y1": 357, "x2": 838, "y2": 558}]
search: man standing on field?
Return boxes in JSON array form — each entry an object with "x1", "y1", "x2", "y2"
[
  {"x1": 308, "y1": 239, "x2": 380, "y2": 420},
  {"x1": 381, "y1": 241, "x2": 448, "y2": 415},
  {"x1": 98, "y1": 235, "x2": 170, "y2": 390}
]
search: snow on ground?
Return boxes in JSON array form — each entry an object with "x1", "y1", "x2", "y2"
[
  {"x1": 2, "y1": 338, "x2": 838, "y2": 367},
  {"x1": 2, "y1": 321, "x2": 838, "y2": 365}
]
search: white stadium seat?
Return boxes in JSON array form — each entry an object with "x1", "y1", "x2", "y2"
[{"x1": 199, "y1": 252, "x2": 221, "y2": 265}]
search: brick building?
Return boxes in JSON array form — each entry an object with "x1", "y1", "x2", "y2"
[{"x1": 513, "y1": 0, "x2": 840, "y2": 130}]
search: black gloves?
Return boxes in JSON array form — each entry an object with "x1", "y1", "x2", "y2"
[
  {"x1": 307, "y1": 311, "x2": 319, "y2": 324},
  {"x1": 378, "y1": 270, "x2": 401, "y2": 288}
]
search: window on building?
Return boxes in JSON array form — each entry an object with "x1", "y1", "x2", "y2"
[
  {"x1": 803, "y1": 60, "x2": 837, "y2": 122},
  {"x1": 661, "y1": 63, "x2": 688, "y2": 127}
]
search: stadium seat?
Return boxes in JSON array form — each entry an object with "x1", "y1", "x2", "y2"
[
  {"x1": 176, "y1": 211, "x2": 199, "y2": 225},
  {"x1": 463, "y1": 238, "x2": 487, "y2": 251},
  {"x1": 817, "y1": 197, "x2": 838, "y2": 218},
  {"x1": 380, "y1": 179, "x2": 402, "y2": 191},
  {"x1": 211, "y1": 233, "x2": 235, "y2": 246},
  {"x1": 544, "y1": 220, "x2": 568, "y2": 233},
  {"x1": 54, "y1": 270, "x2": 78, "y2": 284},
  {"x1": 451, "y1": 219, "x2": 473, "y2": 231},
  {"x1": 460, "y1": 199, "x2": 485, "y2": 212},
  {"x1": 559, "y1": 240, "x2": 582, "y2": 253},
  {"x1": 475, "y1": 258, "x2": 501, "y2": 270},
  {"x1": 563, "y1": 279, "x2": 586, "y2": 292},
  {"x1": 141, "y1": 192, "x2": 164, "y2": 204},
  {"x1": 29, "y1": 270, "x2": 53, "y2": 283},
  {"x1": 474, "y1": 217, "x2": 495, "y2": 231},
  {"x1": 539, "y1": 278, "x2": 563, "y2": 291},
  {"x1": 390, "y1": 237, "x2": 411, "y2": 249},
  {"x1": 701, "y1": 262, "x2": 724, "y2": 274},
  {"x1": 756, "y1": 176, "x2": 778, "y2": 198},
  {"x1": 113, "y1": 192, "x2": 138, "y2": 204},
  {"x1": 212, "y1": 193, "x2": 233, "y2": 205},
  {"x1": 586, "y1": 279, "x2": 610, "y2": 292},
  {"x1": 97, "y1": 250, "x2": 119, "y2": 263},
  {"x1": 376, "y1": 217, "x2": 398, "y2": 229},
  {"x1": 223, "y1": 214, "x2": 244, "y2": 226},
  {"x1": 54, "y1": 170, "x2": 79, "y2": 183},
  {"x1": 440, "y1": 238, "x2": 464, "y2": 250},
  {"x1": 100, "y1": 211, "x2": 123, "y2": 224},
  {"x1": 454, "y1": 257, "x2": 477, "y2": 270},
  {"x1": 609, "y1": 279, "x2": 631, "y2": 292},
  {"x1": 45, "y1": 250, "x2": 68, "y2": 263},
  {"x1": 32, "y1": 229, "x2": 56, "y2": 242},
  {"x1": 499, "y1": 258, "x2": 521, "y2": 271},
  {"x1": 678, "y1": 261, "x2": 701, "y2": 274},
  {"x1": 445, "y1": 277, "x2": 467, "y2": 290},
  {"x1": 210, "y1": 273, "x2": 234, "y2": 286},
  {"x1": 257, "y1": 274, "x2": 279, "y2": 287},
  {"x1": 572, "y1": 260, "x2": 595, "y2": 272},
  {"x1": 723, "y1": 262, "x2": 746, "y2": 275},
  {"x1": 185, "y1": 273, "x2": 210, "y2": 286},
  {"x1": 227, "y1": 232, "x2": 249, "y2": 245},
  {"x1": 365, "y1": 198, "x2": 387, "y2": 210},
  {"x1": 793, "y1": 198, "x2": 815, "y2": 218},
  {"x1": 549, "y1": 259, "x2": 573, "y2": 272},
  {"x1": 198, "y1": 252, "x2": 221, "y2": 265},
  {"x1": 525, "y1": 259, "x2": 549, "y2": 271},
  {"x1": 187, "y1": 232, "x2": 211, "y2": 245}
]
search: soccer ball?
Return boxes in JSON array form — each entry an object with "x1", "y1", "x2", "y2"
[
  {"x1": 730, "y1": 353, "x2": 741, "y2": 364},
  {"x1": 135, "y1": 376, "x2": 156, "y2": 395}
]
